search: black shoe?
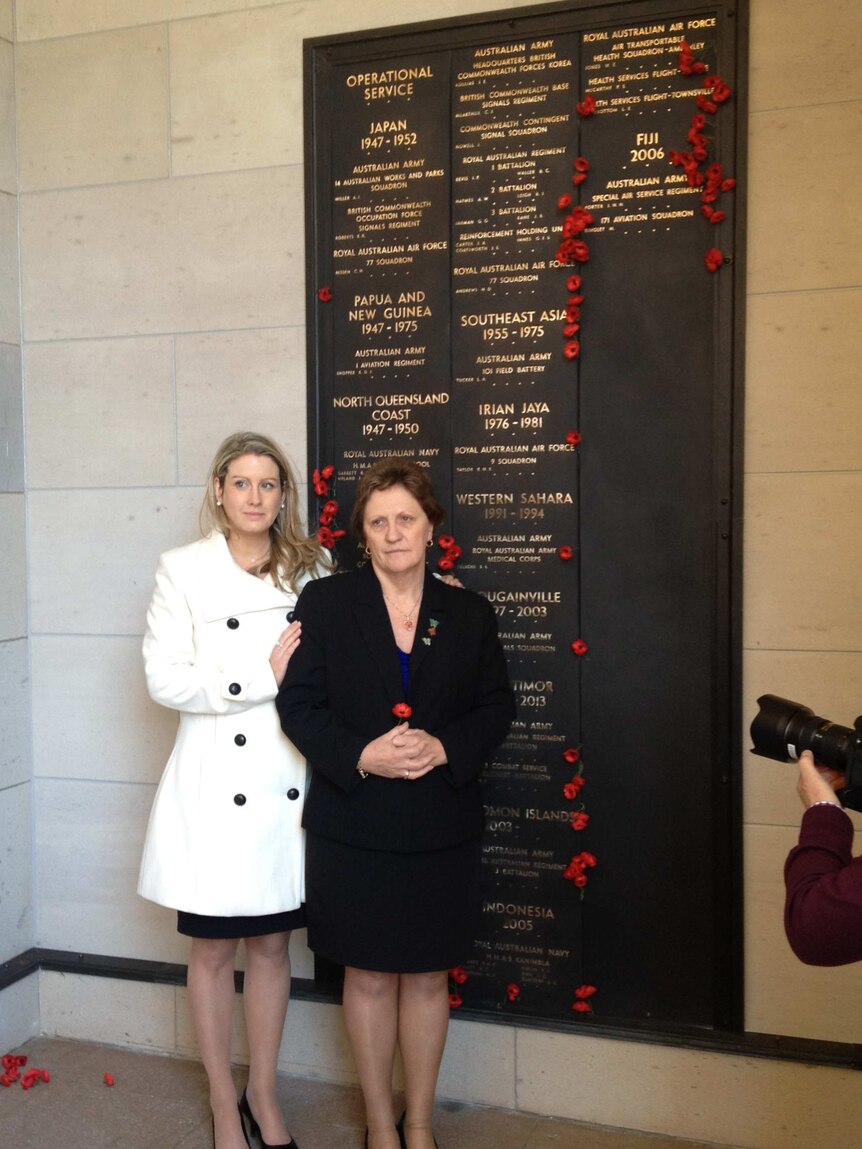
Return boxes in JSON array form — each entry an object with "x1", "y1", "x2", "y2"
[
  {"x1": 396, "y1": 1114, "x2": 438, "y2": 1149},
  {"x1": 238, "y1": 1088, "x2": 299, "y2": 1149}
]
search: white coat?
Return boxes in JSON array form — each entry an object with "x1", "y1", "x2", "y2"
[{"x1": 138, "y1": 531, "x2": 319, "y2": 917}]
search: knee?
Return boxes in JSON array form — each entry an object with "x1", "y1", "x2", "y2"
[
  {"x1": 189, "y1": 937, "x2": 239, "y2": 974},
  {"x1": 245, "y1": 931, "x2": 291, "y2": 965},
  {"x1": 401, "y1": 970, "x2": 448, "y2": 998},
  {"x1": 345, "y1": 967, "x2": 398, "y2": 1001}
]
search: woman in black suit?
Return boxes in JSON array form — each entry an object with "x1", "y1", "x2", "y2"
[{"x1": 276, "y1": 459, "x2": 513, "y2": 1149}]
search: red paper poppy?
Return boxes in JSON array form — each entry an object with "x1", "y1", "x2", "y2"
[
  {"x1": 21, "y1": 1067, "x2": 49, "y2": 1090},
  {"x1": 557, "y1": 194, "x2": 573, "y2": 211},
  {"x1": 563, "y1": 340, "x2": 581, "y2": 361},
  {"x1": 317, "y1": 286, "x2": 332, "y2": 303},
  {"x1": 572, "y1": 172, "x2": 588, "y2": 186},
  {"x1": 580, "y1": 851, "x2": 597, "y2": 867},
  {"x1": 104, "y1": 1072, "x2": 115, "y2": 1087},
  {"x1": 572, "y1": 1000, "x2": 592, "y2": 1013},
  {"x1": 557, "y1": 545, "x2": 573, "y2": 561},
  {"x1": 557, "y1": 239, "x2": 590, "y2": 265},
  {"x1": 568, "y1": 294, "x2": 585, "y2": 307},
  {"x1": 575, "y1": 984, "x2": 597, "y2": 999},
  {"x1": 317, "y1": 527, "x2": 335, "y2": 549},
  {"x1": 437, "y1": 535, "x2": 455, "y2": 549},
  {"x1": 704, "y1": 247, "x2": 724, "y2": 272},
  {"x1": 574, "y1": 156, "x2": 590, "y2": 173},
  {"x1": 571, "y1": 638, "x2": 588, "y2": 655},
  {"x1": 448, "y1": 994, "x2": 463, "y2": 1009},
  {"x1": 322, "y1": 499, "x2": 339, "y2": 517},
  {"x1": 438, "y1": 556, "x2": 454, "y2": 571},
  {"x1": 565, "y1": 430, "x2": 582, "y2": 446},
  {"x1": 565, "y1": 304, "x2": 580, "y2": 323},
  {"x1": 445, "y1": 544, "x2": 462, "y2": 560},
  {"x1": 563, "y1": 323, "x2": 580, "y2": 337},
  {"x1": 506, "y1": 983, "x2": 521, "y2": 1002},
  {"x1": 713, "y1": 82, "x2": 732, "y2": 103},
  {"x1": 563, "y1": 781, "x2": 583, "y2": 800},
  {"x1": 695, "y1": 95, "x2": 718, "y2": 114},
  {"x1": 571, "y1": 812, "x2": 590, "y2": 831},
  {"x1": 691, "y1": 113, "x2": 706, "y2": 131},
  {"x1": 450, "y1": 966, "x2": 468, "y2": 985},
  {"x1": 563, "y1": 747, "x2": 580, "y2": 764},
  {"x1": 566, "y1": 275, "x2": 582, "y2": 292},
  {"x1": 320, "y1": 464, "x2": 335, "y2": 480},
  {"x1": 721, "y1": 177, "x2": 737, "y2": 193},
  {"x1": 319, "y1": 510, "x2": 334, "y2": 526},
  {"x1": 314, "y1": 479, "x2": 329, "y2": 497},
  {"x1": 708, "y1": 210, "x2": 725, "y2": 225},
  {"x1": 576, "y1": 94, "x2": 596, "y2": 116}
]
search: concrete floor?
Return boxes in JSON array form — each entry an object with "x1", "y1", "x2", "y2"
[{"x1": 0, "y1": 1037, "x2": 741, "y2": 1149}]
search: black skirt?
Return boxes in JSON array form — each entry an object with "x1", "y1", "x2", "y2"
[
  {"x1": 305, "y1": 831, "x2": 481, "y2": 973},
  {"x1": 177, "y1": 905, "x2": 307, "y2": 939}
]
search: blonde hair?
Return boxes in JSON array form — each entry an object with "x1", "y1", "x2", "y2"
[{"x1": 200, "y1": 431, "x2": 327, "y2": 593}]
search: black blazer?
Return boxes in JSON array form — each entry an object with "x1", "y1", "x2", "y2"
[{"x1": 276, "y1": 563, "x2": 514, "y2": 853}]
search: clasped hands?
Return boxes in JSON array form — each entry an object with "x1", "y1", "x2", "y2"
[{"x1": 360, "y1": 723, "x2": 447, "y2": 781}]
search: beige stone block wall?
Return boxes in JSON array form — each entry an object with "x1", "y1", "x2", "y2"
[
  {"x1": 25, "y1": 337, "x2": 177, "y2": 486},
  {"x1": 16, "y1": 25, "x2": 169, "y2": 191},
  {"x1": 0, "y1": 37, "x2": 14, "y2": 191},
  {"x1": 20, "y1": 166, "x2": 305, "y2": 340}
]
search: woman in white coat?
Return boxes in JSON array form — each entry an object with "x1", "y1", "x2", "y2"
[{"x1": 139, "y1": 432, "x2": 328, "y2": 1149}]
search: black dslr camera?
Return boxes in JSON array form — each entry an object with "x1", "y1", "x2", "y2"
[{"x1": 750, "y1": 695, "x2": 862, "y2": 812}]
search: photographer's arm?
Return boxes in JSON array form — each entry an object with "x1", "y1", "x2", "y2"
[{"x1": 784, "y1": 752, "x2": 862, "y2": 965}]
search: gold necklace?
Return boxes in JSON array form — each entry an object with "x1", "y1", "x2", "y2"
[{"x1": 383, "y1": 590, "x2": 422, "y2": 630}]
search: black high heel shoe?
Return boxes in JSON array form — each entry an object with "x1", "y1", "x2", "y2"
[
  {"x1": 396, "y1": 1113, "x2": 438, "y2": 1149},
  {"x1": 238, "y1": 1088, "x2": 299, "y2": 1149}
]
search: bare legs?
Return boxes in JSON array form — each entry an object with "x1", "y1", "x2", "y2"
[
  {"x1": 343, "y1": 967, "x2": 449, "y2": 1149},
  {"x1": 244, "y1": 931, "x2": 293, "y2": 1144},
  {"x1": 398, "y1": 972, "x2": 449, "y2": 1149},
  {"x1": 186, "y1": 931, "x2": 293, "y2": 1149}
]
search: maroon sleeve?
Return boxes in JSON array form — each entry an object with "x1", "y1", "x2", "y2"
[{"x1": 784, "y1": 804, "x2": 862, "y2": 966}]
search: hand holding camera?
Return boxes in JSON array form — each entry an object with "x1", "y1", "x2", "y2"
[
  {"x1": 750, "y1": 694, "x2": 862, "y2": 811},
  {"x1": 795, "y1": 749, "x2": 844, "y2": 810}
]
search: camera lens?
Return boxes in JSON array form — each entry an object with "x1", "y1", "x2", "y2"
[{"x1": 751, "y1": 694, "x2": 854, "y2": 773}]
